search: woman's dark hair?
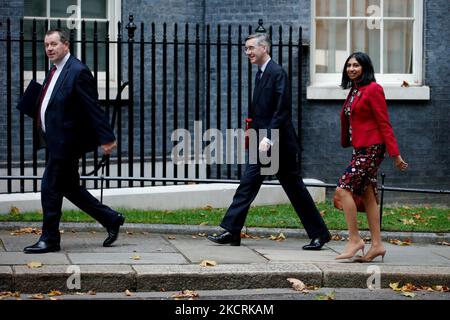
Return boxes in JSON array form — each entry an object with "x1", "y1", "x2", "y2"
[{"x1": 340, "y1": 52, "x2": 376, "y2": 89}]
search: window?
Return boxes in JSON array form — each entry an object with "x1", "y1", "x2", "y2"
[
  {"x1": 308, "y1": 0, "x2": 429, "y2": 100},
  {"x1": 23, "y1": 0, "x2": 121, "y2": 95}
]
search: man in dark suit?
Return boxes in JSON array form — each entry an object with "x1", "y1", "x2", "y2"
[
  {"x1": 23, "y1": 29, "x2": 125, "y2": 253},
  {"x1": 208, "y1": 33, "x2": 331, "y2": 250}
]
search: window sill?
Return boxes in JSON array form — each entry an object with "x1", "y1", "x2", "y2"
[{"x1": 306, "y1": 84, "x2": 430, "y2": 101}]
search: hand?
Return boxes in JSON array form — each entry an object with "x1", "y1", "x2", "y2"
[
  {"x1": 101, "y1": 140, "x2": 117, "y2": 155},
  {"x1": 394, "y1": 155, "x2": 408, "y2": 171},
  {"x1": 259, "y1": 139, "x2": 271, "y2": 152}
]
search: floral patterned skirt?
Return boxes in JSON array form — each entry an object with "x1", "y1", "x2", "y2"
[{"x1": 337, "y1": 144, "x2": 386, "y2": 201}]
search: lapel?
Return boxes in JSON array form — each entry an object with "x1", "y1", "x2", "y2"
[
  {"x1": 350, "y1": 84, "x2": 367, "y2": 115},
  {"x1": 46, "y1": 55, "x2": 73, "y2": 109},
  {"x1": 252, "y1": 59, "x2": 272, "y2": 105}
]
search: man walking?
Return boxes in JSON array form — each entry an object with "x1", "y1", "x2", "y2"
[
  {"x1": 23, "y1": 29, "x2": 125, "y2": 253},
  {"x1": 208, "y1": 33, "x2": 331, "y2": 250}
]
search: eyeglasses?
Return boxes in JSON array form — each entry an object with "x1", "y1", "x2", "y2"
[{"x1": 243, "y1": 45, "x2": 259, "y2": 53}]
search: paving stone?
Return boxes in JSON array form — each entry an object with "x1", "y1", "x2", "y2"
[
  {"x1": 0, "y1": 252, "x2": 70, "y2": 265},
  {"x1": 67, "y1": 252, "x2": 188, "y2": 265}
]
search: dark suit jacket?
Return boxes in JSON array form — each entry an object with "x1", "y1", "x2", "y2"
[
  {"x1": 250, "y1": 59, "x2": 300, "y2": 155},
  {"x1": 340, "y1": 81, "x2": 400, "y2": 157},
  {"x1": 39, "y1": 55, "x2": 115, "y2": 160}
]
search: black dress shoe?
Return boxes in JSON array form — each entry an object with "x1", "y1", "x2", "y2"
[
  {"x1": 23, "y1": 240, "x2": 61, "y2": 254},
  {"x1": 103, "y1": 214, "x2": 125, "y2": 247},
  {"x1": 302, "y1": 233, "x2": 331, "y2": 251},
  {"x1": 207, "y1": 231, "x2": 241, "y2": 246}
]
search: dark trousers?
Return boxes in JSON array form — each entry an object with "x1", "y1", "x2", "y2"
[
  {"x1": 220, "y1": 154, "x2": 329, "y2": 239},
  {"x1": 40, "y1": 157, "x2": 120, "y2": 243}
]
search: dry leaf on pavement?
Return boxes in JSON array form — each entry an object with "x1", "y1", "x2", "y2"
[
  {"x1": 125, "y1": 289, "x2": 133, "y2": 296},
  {"x1": 168, "y1": 236, "x2": 176, "y2": 240},
  {"x1": 30, "y1": 293, "x2": 45, "y2": 299},
  {"x1": 27, "y1": 261, "x2": 43, "y2": 269},
  {"x1": 130, "y1": 255, "x2": 141, "y2": 260},
  {"x1": 48, "y1": 290, "x2": 63, "y2": 296},
  {"x1": 172, "y1": 290, "x2": 199, "y2": 300},
  {"x1": 287, "y1": 278, "x2": 308, "y2": 293},
  {"x1": 199, "y1": 260, "x2": 217, "y2": 267},
  {"x1": 389, "y1": 238, "x2": 412, "y2": 246},
  {"x1": 436, "y1": 241, "x2": 450, "y2": 246},
  {"x1": 10, "y1": 227, "x2": 41, "y2": 236},
  {"x1": 87, "y1": 290, "x2": 96, "y2": 295},
  {"x1": 269, "y1": 233, "x2": 286, "y2": 241}
]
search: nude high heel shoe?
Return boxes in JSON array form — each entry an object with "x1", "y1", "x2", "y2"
[
  {"x1": 335, "y1": 241, "x2": 365, "y2": 260},
  {"x1": 353, "y1": 249, "x2": 386, "y2": 263}
]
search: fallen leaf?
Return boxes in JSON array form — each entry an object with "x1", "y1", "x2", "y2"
[
  {"x1": 172, "y1": 290, "x2": 199, "y2": 300},
  {"x1": 401, "y1": 291, "x2": 415, "y2": 298},
  {"x1": 125, "y1": 289, "x2": 133, "y2": 296},
  {"x1": 191, "y1": 236, "x2": 197, "y2": 239},
  {"x1": 320, "y1": 210, "x2": 326, "y2": 217},
  {"x1": 27, "y1": 261, "x2": 43, "y2": 269},
  {"x1": 49, "y1": 297, "x2": 61, "y2": 300},
  {"x1": 331, "y1": 234, "x2": 343, "y2": 241},
  {"x1": 432, "y1": 285, "x2": 449, "y2": 292},
  {"x1": 168, "y1": 236, "x2": 176, "y2": 240},
  {"x1": 48, "y1": 290, "x2": 63, "y2": 296},
  {"x1": 198, "y1": 233, "x2": 207, "y2": 237},
  {"x1": 389, "y1": 282, "x2": 401, "y2": 291},
  {"x1": 126, "y1": 231, "x2": 133, "y2": 235},
  {"x1": 87, "y1": 290, "x2": 96, "y2": 295},
  {"x1": 389, "y1": 238, "x2": 412, "y2": 246},
  {"x1": 30, "y1": 293, "x2": 45, "y2": 299},
  {"x1": 269, "y1": 232, "x2": 286, "y2": 241},
  {"x1": 199, "y1": 260, "x2": 217, "y2": 267},
  {"x1": 399, "y1": 218, "x2": 417, "y2": 225},
  {"x1": 130, "y1": 255, "x2": 141, "y2": 260},
  {"x1": 202, "y1": 205, "x2": 213, "y2": 210},
  {"x1": 401, "y1": 80, "x2": 410, "y2": 87},
  {"x1": 287, "y1": 278, "x2": 308, "y2": 293},
  {"x1": 199, "y1": 222, "x2": 209, "y2": 226},
  {"x1": 436, "y1": 241, "x2": 450, "y2": 246},
  {"x1": 10, "y1": 227, "x2": 41, "y2": 236},
  {"x1": 0, "y1": 291, "x2": 21, "y2": 299}
]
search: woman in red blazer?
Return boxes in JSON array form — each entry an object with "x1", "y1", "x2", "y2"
[{"x1": 334, "y1": 52, "x2": 408, "y2": 262}]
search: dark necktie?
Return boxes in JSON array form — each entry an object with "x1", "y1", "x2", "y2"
[
  {"x1": 37, "y1": 65, "x2": 57, "y2": 129},
  {"x1": 255, "y1": 68, "x2": 262, "y2": 88}
]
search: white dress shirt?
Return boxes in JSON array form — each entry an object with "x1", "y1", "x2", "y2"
[{"x1": 40, "y1": 52, "x2": 71, "y2": 132}]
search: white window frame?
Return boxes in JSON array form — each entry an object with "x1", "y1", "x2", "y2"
[
  {"x1": 308, "y1": 0, "x2": 429, "y2": 100},
  {"x1": 23, "y1": 0, "x2": 123, "y2": 99}
]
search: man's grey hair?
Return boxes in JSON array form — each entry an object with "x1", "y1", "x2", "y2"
[{"x1": 245, "y1": 33, "x2": 271, "y2": 55}]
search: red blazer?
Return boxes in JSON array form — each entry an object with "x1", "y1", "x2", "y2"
[{"x1": 340, "y1": 82, "x2": 400, "y2": 157}]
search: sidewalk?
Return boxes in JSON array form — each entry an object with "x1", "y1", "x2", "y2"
[{"x1": 0, "y1": 222, "x2": 449, "y2": 294}]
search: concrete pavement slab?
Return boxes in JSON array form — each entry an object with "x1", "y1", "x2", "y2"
[
  {"x1": 326, "y1": 242, "x2": 450, "y2": 266},
  {"x1": 67, "y1": 252, "x2": 188, "y2": 265},
  {"x1": 134, "y1": 263, "x2": 322, "y2": 291},
  {"x1": 0, "y1": 252, "x2": 70, "y2": 265},
  {"x1": 255, "y1": 247, "x2": 338, "y2": 263},
  {"x1": 167, "y1": 235, "x2": 268, "y2": 264},
  {"x1": 57, "y1": 232, "x2": 177, "y2": 253},
  {"x1": 318, "y1": 263, "x2": 450, "y2": 288}
]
